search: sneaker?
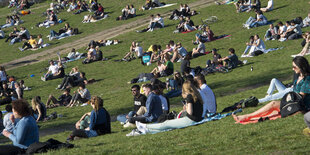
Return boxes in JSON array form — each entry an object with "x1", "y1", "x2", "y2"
[
  {"x1": 123, "y1": 122, "x2": 136, "y2": 128},
  {"x1": 41, "y1": 76, "x2": 46, "y2": 81},
  {"x1": 147, "y1": 28, "x2": 153, "y2": 32},
  {"x1": 303, "y1": 128, "x2": 310, "y2": 137},
  {"x1": 18, "y1": 47, "x2": 24, "y2": 51},
  {"x1": 126, "y1": 129, "x2": 142, "y2": 137},
  {"x1": 177, "y1": 59, "x2": 183, "y2": 63},
  {"x1": 242, "y1": 60, "x2": 248, "y2": 64},
  {"x1": 81, "y1": 103, "x2": 88, "y2": 106}
]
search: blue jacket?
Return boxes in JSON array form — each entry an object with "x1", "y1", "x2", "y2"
[
  {"x1": 143, "y1": 92, "x2": 163, "y2": 122},
  {"x1": 9, "y1": 116, "x2": 39, "y2": 149}
]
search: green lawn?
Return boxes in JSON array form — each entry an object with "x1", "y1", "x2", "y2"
[{"x1": 1, "y1": 0, "x2": 310, "y2": 154}]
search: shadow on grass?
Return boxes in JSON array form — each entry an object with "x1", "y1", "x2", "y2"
[
  {"x1": 272, "y1": 5, "x2": 288, "y2": 12},
  {"x1": 106, "y1": 54, "x2": 118, "y2": 60},
  {"x1": 11, "y1": 59, "x2": 38, "y2": 66},
  {"x1": 209, "y1": 67, "x2": 292, "y2": 97}
]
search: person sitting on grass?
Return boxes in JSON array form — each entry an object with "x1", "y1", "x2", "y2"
[
  {"x1": 136, "y1": 15, "x2": 154, "y2": 33},
  {"x1": 124, "y1": 84, "x2": 163, "y2": 128},
  {"x1": 206, "y1": 48, "x2": 223, "y2": 68},
  {"x1": 243, "y1": 10, "x2": 268, "y2": 29},
  {"x1": 302, "y1": 12, "x2": 310, "y2": 28},
  {"x1": 171, "y1": 42, "x2": 188, "y2": 63},
  {"x1": 279, "y1": 21, "x2": 302, "y2": 41},
  {"x1": 67, "y1": 84, "x2": 91, "y2": 107},
  {"x1": 264, "y1": 24, "x2": 279, "y2": 41},
  {"x1": 122, "y1": 42, "x2": 144, "y2": 61},
  {"x1": 260, "y1": 0, "x2": 273, "y2": 12},
  {"x1": 67, "y1": 96, "x2": 111, "y2": 141},
  {"x1": 242, "y1": 34, "x2": 265, "y2": 57},
  {"x1": 5, "y1": 27, "x2": 19, "y2": 42},
  {"x1": 18, "y1": 35, "x2": 38, "y2": 51},
  {"x1": 12, "y1": 82, "x2": 23, "y2": 100},
  {"x1": 0, "y1": 99, "x2": 39, "y2": 154},
  {"x1": 0, "y1": 83, "x2": 13, "y2": 105},
  {"x1": 233, "y1": 56, "x2": 310, "y2": 123},
  {"x1": 151, "y1": 55, "x2": 174, "y2": 77},
  {"x1": 46, "y1": 88, "x2": 72, "y2": 108},
  {"x1": 73, "y1": 1, "x2": 89, "y2": 15},
  {"x1": 192, "y1": 38, "x2": 206, "y2": 58},
  {"x1": 31, "y1": 96, "x2": 46, "y2": 122},
  {"x1": 129, "y1": 80, "x2": 203, "y2": 136},
  {"x1": 117, "y1": 85, "x2": 147, "y2": 124},
  {"x1": 116, "y1": 5, "x2": 130, "y2": 20},
  {"x1": 58, "y1": 72, "x2": 88, "y2": 90},
  {"x1": 42, "y1": 61, "x2": 65, "y2": 81},
  {"x1": 10, "y1": 27, "x2": 30, "y2": 45},
  {"x1": 193, "y1": 26, "x2": 214, "y2": 44},
  {"x1": 49, "y1": 28, "x2": 73, "y2": 41},
  {"x1": 3, "y1": 105, "x2": 14, "y2": 133},
  {"x1": 219, "y1": 48, "x2": 239, "y2": 69}
]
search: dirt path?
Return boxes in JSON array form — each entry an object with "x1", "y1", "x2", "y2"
[{"x1": 1, "y1": 0, "x2": 217, "y2": 71}]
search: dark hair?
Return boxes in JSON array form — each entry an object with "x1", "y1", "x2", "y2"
[
  {"x1": 293, "y1": 56, "x2": 310, "y2": 76},
  {"x1": 79, "y1": 83, "x2": 86, "y2": 89},
  {"x1": 142, "y1": 83, "x2": 153, "y2": 90},
  {"x1": 195, "y1": 74, "x2": 206, "y2": 84},
  {"x1": 131, "y1": 85, "x2": 140, "y2": 90},
  {"x1": 12, "y1": 99, "x2": 32, "y2": 117},
  {"x1": 81, "y1": 72, "x2": 86, "y2": 77},
  {"x1": 278, "y1": 21, "x2": 283, "y2": 26},
  {"x1": 249, "y1": 36, "x2": 254, "y2": 40},
  {"x1": 5, "y1": 104, "x2": 12, "y2": 112},
  {"x1": 169, "y1": 40, "x2": 174, "y2": 45},
  {"x1": 228, "y1": 48, "x2": 235, "y2": 54},
  {"x1": 65, "y1": 88, "x2": 71, "y2": 93}
]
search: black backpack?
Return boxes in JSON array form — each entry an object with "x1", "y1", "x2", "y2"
[
  {"x1": 280, "y1": 92, "x2": 303, "y2": 118},
  {"x1": 26, "y1": 138, "x2": 74, "y2": 154}
]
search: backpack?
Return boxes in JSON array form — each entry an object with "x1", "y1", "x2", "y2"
[
  {"x1": 73, "y1": 28, "x2": 79, "y2": 35},
  {"x1": 242, "y1": 96, "x2": 259, "y2": 108},
  {"x1": 280, "y1": 92, "x2": 303, "y2": 118}
]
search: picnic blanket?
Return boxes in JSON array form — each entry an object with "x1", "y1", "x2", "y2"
[
  {"x1": 147, "y1": 109, "x2": 242, "y2": 134},
  {"x1": 234, "y1": 108, "x2": 281, "y2": 125}
]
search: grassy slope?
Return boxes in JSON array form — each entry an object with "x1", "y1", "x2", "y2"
[
  {"x1": 0, "y1": 0, "x2": 196, "y2": 64},
  {"x1": 1, "y1": 0, "x2": 310, "y2": 154}
]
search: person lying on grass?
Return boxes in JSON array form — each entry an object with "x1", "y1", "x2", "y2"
[
  {"x1": 193, "y1": 26, "x2": 214, "y2": 44},
  {"x1": 67, "y1": 96, "x2": 110, "y2": 141},
  {"x1": 232, "y1": 56, "x2": 310, "y2": 122}
]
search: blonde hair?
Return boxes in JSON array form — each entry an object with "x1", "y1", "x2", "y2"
[
  {"x1": 182, "y1": 80, "x2": 203, "y2": 104},
  {"x1": 31, "y1": 96, "x2": 41, "y2": 111},
  {"x1": 90, "y1": 96, "x2": 103, "y2": 112}
]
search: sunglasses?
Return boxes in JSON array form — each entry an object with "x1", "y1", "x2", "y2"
[{"x1": 131, "y1": 89, "x2": 138, "y2": 92}]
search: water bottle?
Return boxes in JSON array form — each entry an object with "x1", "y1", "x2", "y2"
[{"x1": 251, "y1": 66, "x2": 253, "y2": 71}]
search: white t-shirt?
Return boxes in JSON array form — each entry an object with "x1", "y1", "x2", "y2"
[
  {"x1": 135, "y1": 46, "x2": 143, "y2": 57},
  {"x1": 37, "y1": 38, "x2": 43, "y2": 46},
  {"x1": 159, "y1": 95, "x2": 168, "y2": 111},
  {"x1": 279, "y1": 25, "x2": 287, "y2": 34},
  {"x1": 197, "y1": 42, "x2": 206, "y2": 53},
  {"x1": 200, "y1": 84, "x2": 216, "y2": 116},
  {"x1": 267, "y1": 0, "x2": 273, "y2": 10},
  {"x1": 48, "y1": 64, "x2": 59, "y2": 74}
]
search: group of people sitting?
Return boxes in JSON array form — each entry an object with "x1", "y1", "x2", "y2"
[
  {"x1": 1, "y1": 15, "x2": 23, "y2": 29},
  {"x1": 116, "y1": 4, "x2": 136, "y2": 21},
  {"x1": 137, "y1": 14, "x2": 164, "y2": 33},
  {"x1": 169, "y1": 3, "x2": 198, "y2": 20}
]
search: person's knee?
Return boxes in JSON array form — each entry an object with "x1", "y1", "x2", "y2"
[{"x1": 49, "y1": 95, "x2": 53, "y2": 99}]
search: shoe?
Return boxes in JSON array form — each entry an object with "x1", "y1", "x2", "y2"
[
  {"x1": 147, "y1": 28, "x2": 153, "y2": 32},
  {"x1": 242, "y1": 60, "x2": 248, "y2": 64},
  {"x1": 41, "y1": 76, "x2": 46, "y2": 81},
  {"x1": 18, "y1": 47, "x2": 24, "y2": 51},
  {"x1": 303, "y1": 128, "x2": 310, "y2": 137},
  {"x1": 177, "y1": 59, "x2": 182, "y2": 62},
  {"x1": 126, "y1": 129, "x2": 142, "y2": 137},
  {"x1": 123, "y1": 122, "x2": 136, "y2": 128}
]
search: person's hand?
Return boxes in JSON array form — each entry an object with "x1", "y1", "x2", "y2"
[
  {"x1": 10, "y1": 114, "x2": 15, "y2": 123},
  {"x1": 125, "y1": 115, "x2": 129, "y2": 119},
  {"x1": 75, "y1": 121, "x2": 80, "y2": 129},
  {"x1": 2, "y1": 129, "x2": 11, "y2": 138}
]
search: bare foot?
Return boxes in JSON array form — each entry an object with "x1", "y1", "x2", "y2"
[{"x1": 232, "y1": 114, "x2": 248, "y2": 122}]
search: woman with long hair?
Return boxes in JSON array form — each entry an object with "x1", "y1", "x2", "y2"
[
  {"x1": 67, "y1": 96, "x2": 110, "y2": 141},
  {"x1": 31, "y1": 96, "x2": 47, "y2": 122},
  {"x1": 233, "y1": 56, "x2": 310, "y2": 122},
  {"x1": 134, "y1": 80, "x2": 203, "y2": 135}
]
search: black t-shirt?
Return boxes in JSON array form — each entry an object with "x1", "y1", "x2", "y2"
[
  {"x1": 213, "y1": 54, "x2": 222, "y2": 65},
  {"x1": 180, "y1": 59, "x2": 190, "y2": 74},
  {"x1": 133, "y1": 94, "x2": 147, "y2": 112},
  {"x1": 185, "y1": 94, "x2": 203, "y2": 122},
  {"x1": 59, "y1": 67, "x2": 65, "y2": 78},
  {"x1": 58, "y1": 94, "x2": 72, "y2": 105}
]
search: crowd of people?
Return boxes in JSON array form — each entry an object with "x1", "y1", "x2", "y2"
[{"x1": 0, "y1": 0, "x2": 310, "y2": 154}]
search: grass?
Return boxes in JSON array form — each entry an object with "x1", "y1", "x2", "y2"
[
  {"x1": 1, "y1": 0, "x2": 310, "y2": 154},
  {"x1": 0, "y1": 0, "x2": 197, "y2": 64}
]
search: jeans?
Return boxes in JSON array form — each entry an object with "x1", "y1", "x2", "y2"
[
  {"x1": 150, "y1": 22, "x2": 163, "y2": 29},
  {"x1": 304, "y1": 111, "x2": 310, "y2": 128},
  {"x1": 55, "y1": 33, "x2": 70, "y2": 39},
  {"x1": 10, "y1": 37, "x2": 20, "y2": 45},
  {"x1": 1, "y1": 23, "x2": 14, "y2": 29},
  {"x1": 165, "y1": 89, "x2": 182, "y2": 98},
  {"x1": 250, "y1": 20, "x2": 267, "y2": 28},
  {"x1": 145, "y1": 116, "x2": 196, "y2": 134},
  {"x1": 116, "y1": 111, "x2": 136, "y2": 123},
  {"x1": 245, "y1": 16, "x2": 256, "y2": 26},
  {"x1": 243, "y1": 45, "x2": 251, "y2": 55},
  {"x1": 85, "y1": 129, "x2": 98, "y2": 137},
  {"x1": 50, "y1": 30, "x2": 59, "y2": 37},
  {"x1": 258, "y1": 78, "x2": 293, "y2": 103}
]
